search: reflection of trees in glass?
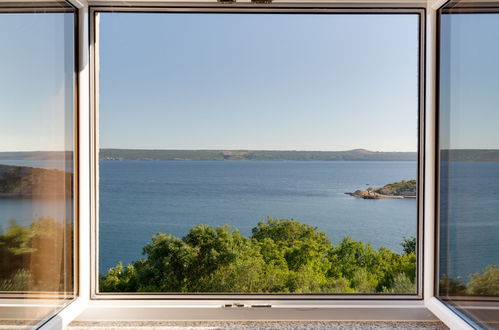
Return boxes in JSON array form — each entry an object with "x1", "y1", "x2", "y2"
[
  {"x1": 0, "y1": 218, "x2": 72, "y2": 292},
  {"x1": 468, "y1": 266, "x2": 499, "y2": 296},
  {"x1": 100, "y1": 218, "x2": 417, "y2": 294},
  {"x1": 440, "y1": 266, "x2": 499, "y2": 297}
]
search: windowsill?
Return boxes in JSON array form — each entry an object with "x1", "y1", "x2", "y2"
[{"x1": 72, "y1": 299, "x2": 439, "y2": 322}]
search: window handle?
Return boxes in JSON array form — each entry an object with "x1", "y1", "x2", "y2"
[{"x1": 223, "y1": 303, "x2": 272, "y2": 308}]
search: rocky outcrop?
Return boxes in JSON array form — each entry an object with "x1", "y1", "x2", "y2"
[{"x1": 346, "y1": 180, "x2": 416, "y2": 200}]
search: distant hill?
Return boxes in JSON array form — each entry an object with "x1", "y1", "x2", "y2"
[
  {"x1": 3, "y1": 149, "x2": 499, "y2": 162},
  {"x1": 99, "y1": 149, "x2": 417, "y2": 161},
  {"x1": 441, "y1": 149, "x2": 499, "y2": 162},
  {"x1": 0, "y1": 151, "x2": 72, "y2": 161}
]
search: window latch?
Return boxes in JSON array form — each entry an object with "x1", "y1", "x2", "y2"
[
  {"x1": 217, "y1": 0, "x2": 273, "y2": 3},
  {"x1": 224, "y1": 303, "x2": 272, "y2": 308},
  {"x1": 224, "y1": 303, "x2": 246, "y2": 308}
]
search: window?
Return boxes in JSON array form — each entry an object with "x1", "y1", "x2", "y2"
[
  {"x1": 8, "y1": 0, "x2": 499, "y2": 328},
  {"x1": 6, "y1": 0, "x2": 496, "y2": 328},
  {"x1": 437, "y1": 0, "x2": 499, "y2": 328},
  {"x1": 0, "y1": 1, "x2": 77, "y2": 328},
  {"x1": 94, "y1": 8, "x2": 423, "y2": 296}
]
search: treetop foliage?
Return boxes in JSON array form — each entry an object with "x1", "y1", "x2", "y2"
[
  {"x1": 0, "y1": 217, "x2": 495, "y2": 297},
  {"x1": 100, "y1": 217, "x2": 417, "y2": 294}
]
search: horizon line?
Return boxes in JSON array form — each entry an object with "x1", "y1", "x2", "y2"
[
  {"x1": 100, "y1": 148, "x2": 418, "y2": 153},
  {"x1": 4, "y1": 148, "x2": 499, "y2": 153},
  {"x1": 0, "y1": 148, "x2": 419, "y2": 153}
]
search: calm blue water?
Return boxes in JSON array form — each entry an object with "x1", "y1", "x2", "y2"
[
  {"x1": 99, "y1": 160, "x2": 417, "y2": 272},
  {"x1": 2, "y1": 159, "x2": 497, "y2": 282},
  {"x1": 440, "y1": 161, "x2": 499, "y2": 280}
]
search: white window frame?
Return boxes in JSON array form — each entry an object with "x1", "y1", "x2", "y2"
[
  {"x1": 0, "y1": 0, "x2": 479, "y2": 329},
  {"x1": 89, "y1": 3, "x2": 426, "y2": 302}
]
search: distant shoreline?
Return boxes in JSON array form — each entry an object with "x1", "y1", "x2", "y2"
[
  {"x1": 100, "y1": 158, "x2": 417, "y2": 162},
  {"x1": 97, "y1": 149, "x2": 417, "y2": 162},
  {"x1": 2, "y1": 149, "x2": 499, "y2": 162}
]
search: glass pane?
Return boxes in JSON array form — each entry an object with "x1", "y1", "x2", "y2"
[
  {"x1": 98, "y1": 12, "x2": 420, "y2": 294},
  {"x1": 438, "y1": 1, "x2": 499, "y2": 328},
  {"x1": 0, "y1": 3, "x2": 76, "y2": 328}
]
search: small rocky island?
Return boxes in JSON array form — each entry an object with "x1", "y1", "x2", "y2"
[
  {"x1": 346, "y1": 180, "x2": 416, "y2": 199},
  {"x1": 0, "y1": 164, "x2": 72, "y2": 198}
]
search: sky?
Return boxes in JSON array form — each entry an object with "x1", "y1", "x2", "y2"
[
  {"x1": 98, "y1": 13, "x2": 419, "y2": 152},
  {"x1": 8, "y1": 11, "x2": 493, "y2": 152}
]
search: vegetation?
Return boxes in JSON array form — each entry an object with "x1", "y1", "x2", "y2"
[
  {"x1": 1, "y1": 217, "x2": 496, "y2": 296},
  {"x1": 100, "y1": 218, "x2": 417, "y2": 293},
  {"x1": 401, "y1": 237, "x2": 416, "y2": 255},
  {"x1": 347, "y1": 180, "x2": 416, "y2": 199},
  {"x1": 375, "y1": 180, "x2": 416, "y2": 197},
  {"x1": 98, "y1": 149, "x2": 417, "y2": 161}
]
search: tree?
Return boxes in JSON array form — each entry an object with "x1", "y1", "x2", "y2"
[
  {"x1": 252, "y1": 218, "x2": 331, "y2": 273},
  {"x1": 382, "y1": 273, "x2": 415, "y2": 293},
  {"x1": 401, "y1": 237, "x2": 416, "y2": 255},
  {"x1": 100, "y1": 218, "x2": 417, "y2": 294}
]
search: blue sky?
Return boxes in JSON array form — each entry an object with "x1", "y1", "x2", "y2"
[
  {"x1": 98, "y1": 13, "x2": 419, "y2": 152},
  {"x1": 0, "y1": 12, "x2": 448, "y2": 152}
]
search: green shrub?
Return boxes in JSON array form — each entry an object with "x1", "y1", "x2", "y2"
[{"x1": 100, "y1": 218, "x2": 417, "y2": 294}]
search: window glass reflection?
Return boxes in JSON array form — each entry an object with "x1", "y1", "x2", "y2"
[
  {"x1": 0, "y1": 4, "x2": 75, "y2": 328},
  {"x1": 439, "y1": 2, "x2": 499, "y2": 328}
]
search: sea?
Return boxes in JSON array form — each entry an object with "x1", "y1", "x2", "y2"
[{"x1": 0, "y1": 159, "x2": 497, "y2": 282}]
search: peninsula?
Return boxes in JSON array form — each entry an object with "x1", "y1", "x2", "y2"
[
  {"x1": 346, "y1": 180, "x2": 416, "y2": 199},
  {"x1": 0, "y1": 164, "x2": 72, "y2": 198}
]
